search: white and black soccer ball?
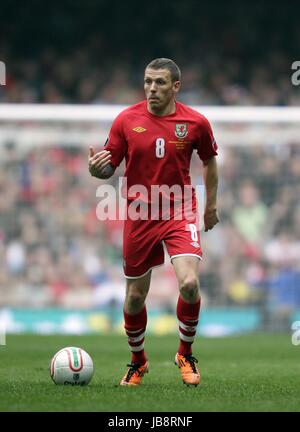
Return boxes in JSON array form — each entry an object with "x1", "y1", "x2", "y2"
[{"x1": 50, "y1": 347, "x2": 94, "y2": 386}]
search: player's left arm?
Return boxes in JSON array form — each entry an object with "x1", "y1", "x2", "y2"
[
  {"x1": 195, "y1": 116, "x2": 219, "y2": 232},
  {"x1": 202, "y1": 156, "x2": 219, "y2": 232}
]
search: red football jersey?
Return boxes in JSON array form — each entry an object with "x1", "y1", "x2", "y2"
[{"x1": 105, "y1": 100, "x2": 218, "y2": 206}]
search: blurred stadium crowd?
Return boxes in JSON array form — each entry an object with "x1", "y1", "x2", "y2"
[
  {"x1": 0, "y1": 0, "x2": 299, "y2": 329},
  {"x1": 1, "y1": 46, "x2": 299, "y2": 107},
  {"x1": 1, "y1": 141, "x2": 300, "y2": 320},
  {"x1": 0, "y1": 1, "x2": 299, "y2": 106}
]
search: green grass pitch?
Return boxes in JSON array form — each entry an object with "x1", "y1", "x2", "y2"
[{"x1": 0, "y1": 333, "x2": 299, "y2": 412}]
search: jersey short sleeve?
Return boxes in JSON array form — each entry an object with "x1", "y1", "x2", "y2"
[
  {"x1": 194, "y1": 116, "x2": 218, "y2": 161},
  {"x1": 105, "y1": 113, "x2": 127, "y2": 168}
]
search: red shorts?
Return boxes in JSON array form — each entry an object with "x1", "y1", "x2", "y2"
[{"x1": 123, "y1": 216, "x2": 202, "y2": 278}]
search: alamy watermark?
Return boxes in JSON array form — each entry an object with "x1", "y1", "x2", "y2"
[
  {"x1": 95, "y1": 177, "x2": 205, "y2": 228},
  {"x1": 0, "y1": 318, "x2": 6, "y2": 345},
  {"x1": 0, "y1": 61, "x2": 6, "y2": 86},
  {"x1": 291, "y1": 61, "x2": 300, "y2": 86},
  {"x1": 291, "y1": 321, "x2": 300, "y2": 345}
]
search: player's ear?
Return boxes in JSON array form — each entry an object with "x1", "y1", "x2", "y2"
[{"x1": 173, "y1": 80, "x2": 181, "y2": 93}]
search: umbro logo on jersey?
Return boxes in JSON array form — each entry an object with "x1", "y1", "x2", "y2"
[
  {"x1": 191, "y1": 241, "x2": 200, "y2": 248},
  {"x1": 132, "y1": 127, "x2": 147, "y2": 133}
]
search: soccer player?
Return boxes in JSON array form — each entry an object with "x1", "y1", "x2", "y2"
[{"x1": 89, "y1": 58, "x2": 219, "y2": 387}]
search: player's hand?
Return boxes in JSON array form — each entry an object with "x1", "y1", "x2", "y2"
[
  {"x1": 88, "y1": 147, "x2": 112, "y2": 178},
  {"x1": 204, "y1": 207, "x2": 219, "y2": 232}
]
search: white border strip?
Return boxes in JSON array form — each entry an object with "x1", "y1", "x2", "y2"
[
  {"x1": 1, "y1": 104, "x2": 300, "y2": 123},
  {"x1": 171, "y1": 253, "x2": 202, "y2": 262},
  {"x1": 178, "y1": 320, "x2": 197, "y2": 332},
  {"x1": 126, "y1": 328, "x2": 144, "y2": 335},
  {"x1": 124, "y1": 263, "x2": 164, "y2": 279},
  {"x1": 130, "y1": 342, "x2": 145, "y2": 352},
  {"x1": 128, "y1": 332, "x2": 145, "y2": 343},
  {"x1": 179, "y1": 331, "x2": 196, "y2": 343}
]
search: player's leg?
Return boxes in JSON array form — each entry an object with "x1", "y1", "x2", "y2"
[
  {"x1": 172, "y1": 255, "x2": 201, "y2": 354},
  {"x1": 120, "y1": 270, "x2": 152, "y2": 386},
  {"x1": 124, "y1": 270, "x2": 152, "y2": 314},
  {"x1": 120, "y1": 217, "x2": 164, "y2": 385},
  {"x1": 163, "y1": 220, "x2": 202, "y2": 356},
  {"x1": 172, "y1": 255, "x2": 201, "y2": 386},
  {"x1": 163, "y1": 216, "x2": 202, "y2": 386},
  {"x1": 124, "y1": 270, "x2": 151, "y2": 364}
]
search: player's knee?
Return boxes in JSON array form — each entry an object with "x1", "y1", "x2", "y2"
[
  {"x1": 126, "y1": 291, "x2": 146, "y2": 311},
  {"x1": 179, "y1": 276, "x2": 200, "y2": 302}
]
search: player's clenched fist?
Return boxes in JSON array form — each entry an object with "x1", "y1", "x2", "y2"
[
  {"x1": 88, "y1": 147, "x2": 114, "y2": 179},
  {"x1": 204, "y1": 207, "x2": 219, "y2": 232}
]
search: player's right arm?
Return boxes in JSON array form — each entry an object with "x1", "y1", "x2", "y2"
[
  {"x1": 88, "y1": 147, "x2": 115, "y2": 179},
  {"x1": 88, "y1": 112, "x2": 127, "y2": 179}
]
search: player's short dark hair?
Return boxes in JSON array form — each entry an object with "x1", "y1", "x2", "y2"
[{"x1": 145, "y1": 58, "x2": 181, "y2": 82}]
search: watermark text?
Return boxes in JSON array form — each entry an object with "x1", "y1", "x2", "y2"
[
  {"x1": 95, "y1": 177, "x2": 205, "y2": 229},
  {"x1": 0, "y1": 61, "x2": 6, "y2": 86},
  {"x1": 291, "y1": 61, "x2": 300, "y2": 86}
]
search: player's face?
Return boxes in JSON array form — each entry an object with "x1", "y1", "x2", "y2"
[{"x1": 144, "y1": 68, "x2": 180, "y2": 112}]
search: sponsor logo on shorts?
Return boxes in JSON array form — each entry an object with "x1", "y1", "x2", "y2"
[{"x1": 190, "y1": 241, "x2": 200, "y2": 248}]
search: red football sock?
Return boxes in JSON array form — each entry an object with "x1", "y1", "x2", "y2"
[
  {"x1": 176, "y1": 296, "x2": 201, "y2": 356},
  {"x1": 124, "y1": 305, "x2": 147, "y2": 365}
]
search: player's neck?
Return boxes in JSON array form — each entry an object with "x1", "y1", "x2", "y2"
[{"x1": 147, "y1": 100, "x2": 176, "y2": 117}]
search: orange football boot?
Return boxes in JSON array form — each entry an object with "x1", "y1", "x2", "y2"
[
  {"x1": 175, "y1": 353, "x2": 200, "y2": 387},
  {"x1": 120, "y1": 361, "x2": 149, "y2": 386}
]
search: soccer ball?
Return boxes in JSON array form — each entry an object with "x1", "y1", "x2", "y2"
[{"x1": 50, "y1": 347, "x2": 94, "y2": 386}]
